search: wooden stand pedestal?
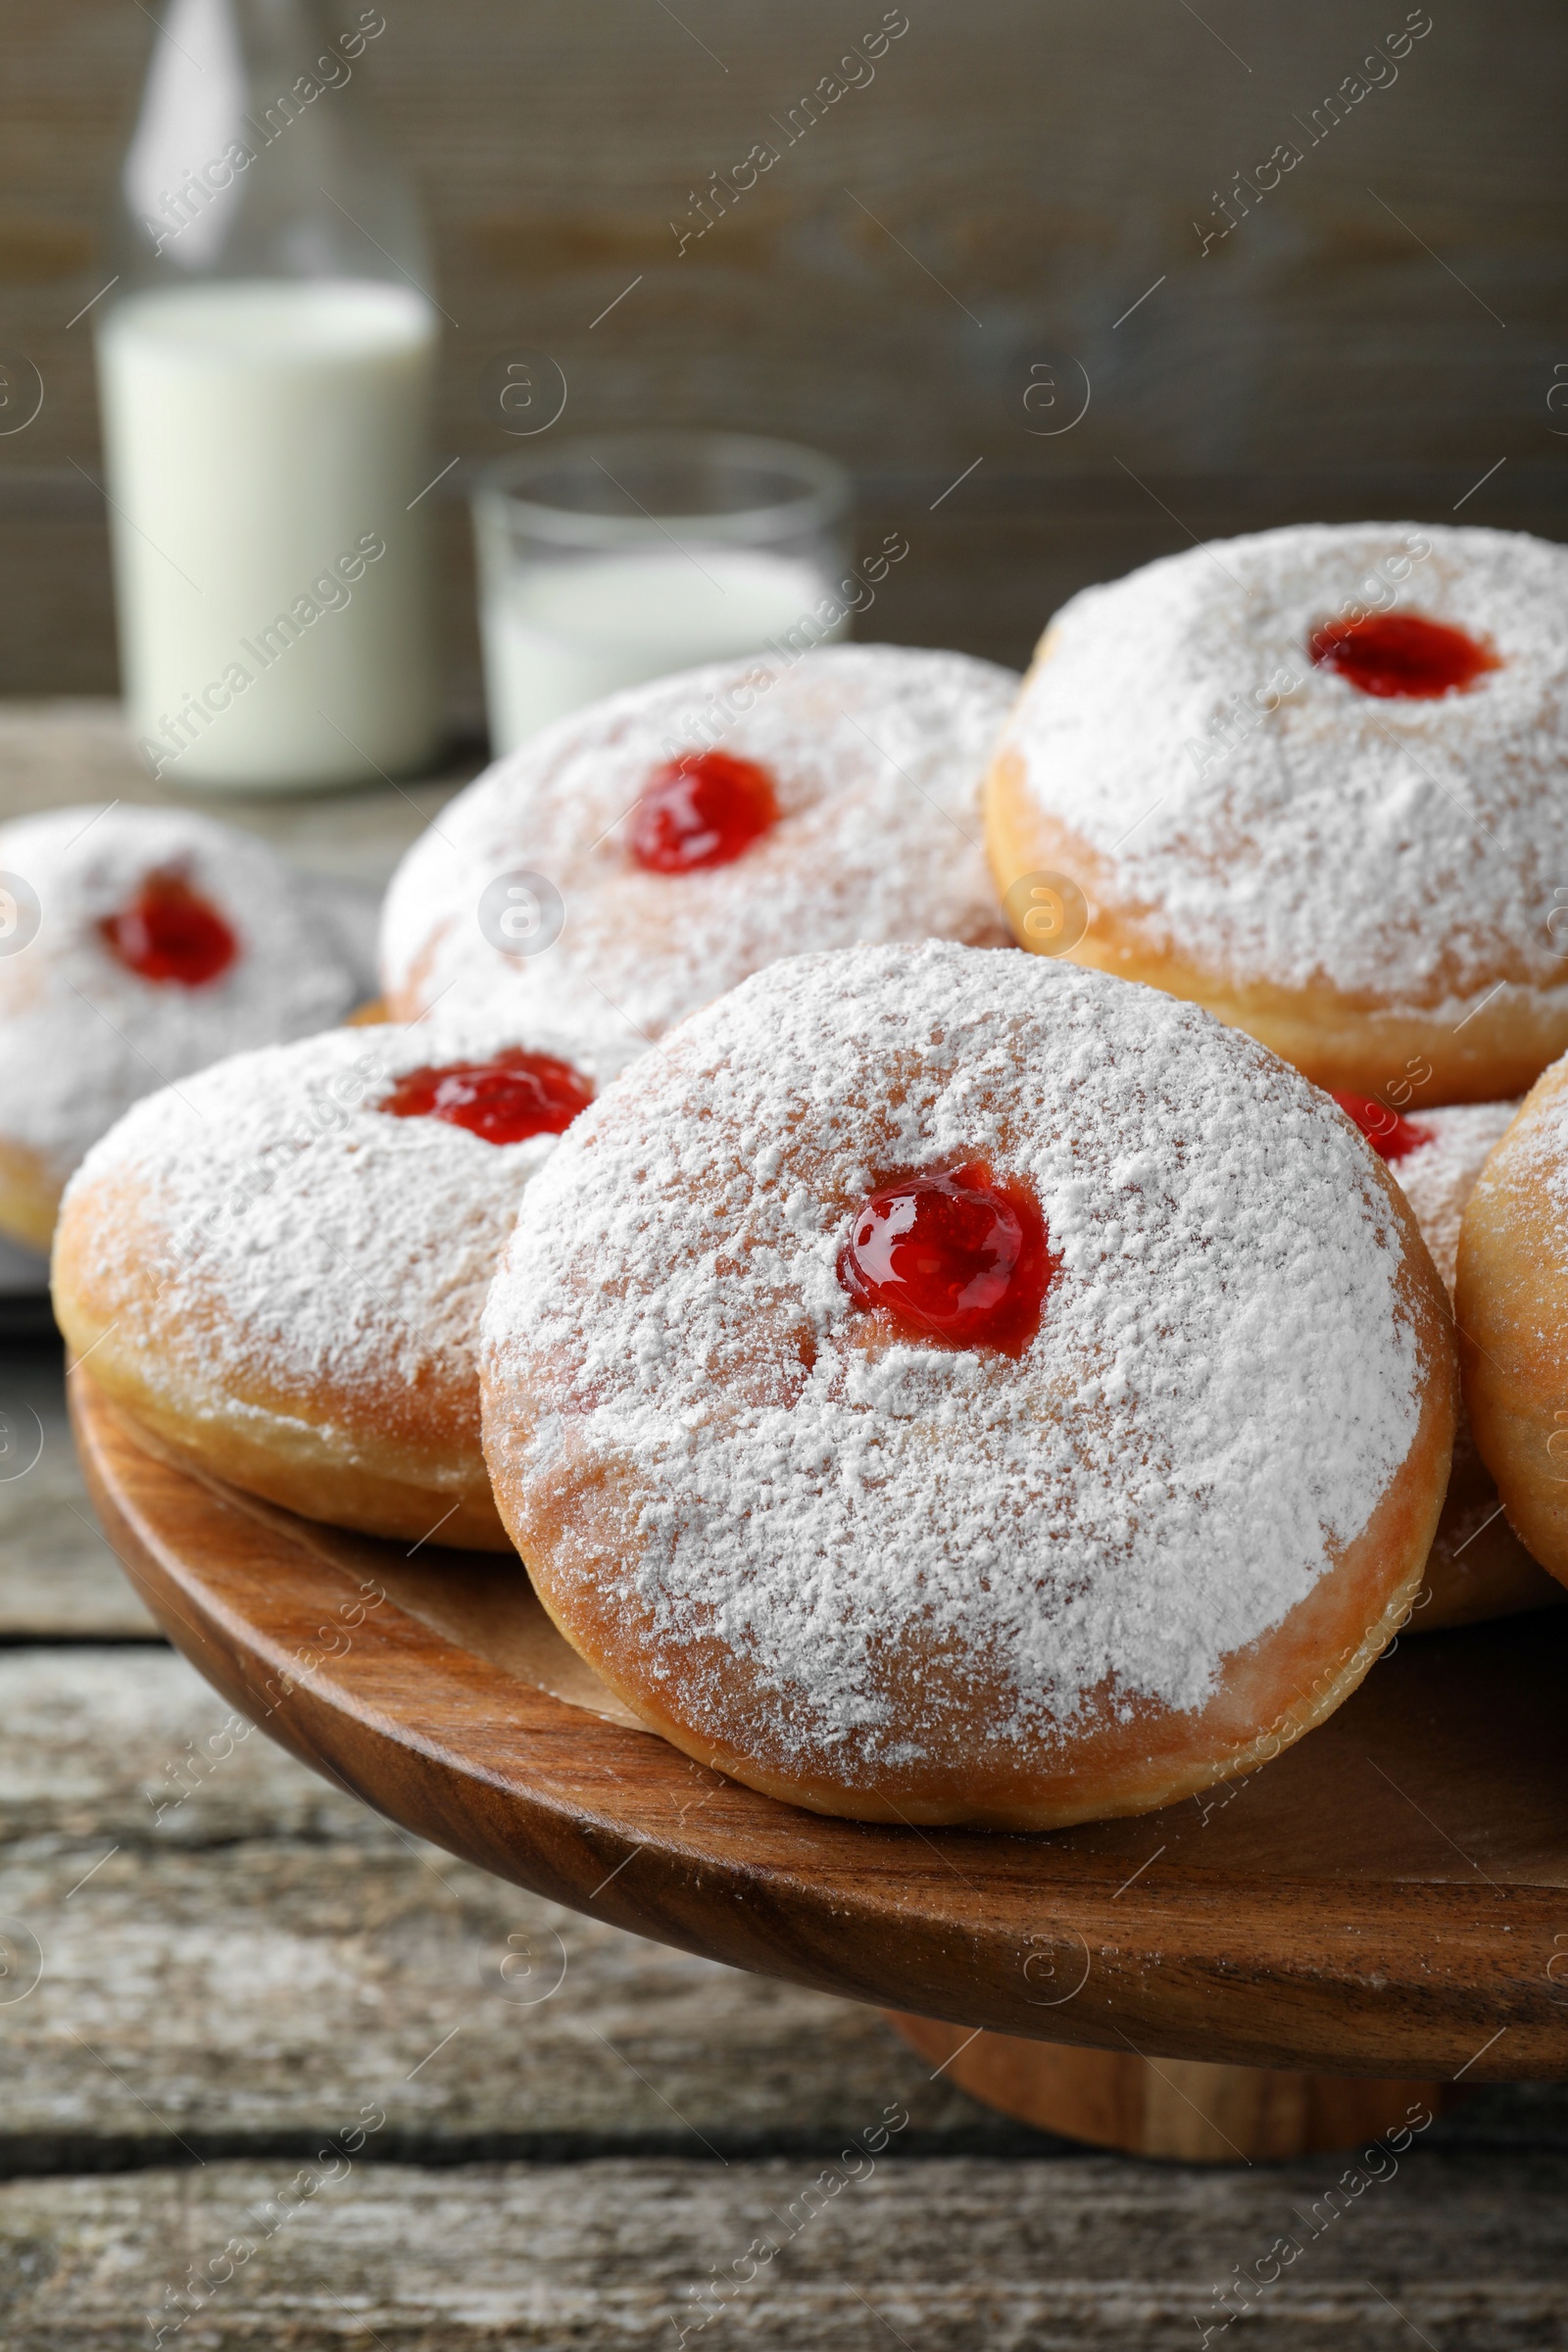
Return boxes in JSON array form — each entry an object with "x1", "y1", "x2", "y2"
[{"x1": 884, "y1": 2012, "x2": 1452, "y2": 2162}]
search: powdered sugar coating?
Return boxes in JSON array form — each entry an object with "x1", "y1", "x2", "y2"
[
  {"x1": 381, "y1": 644, "x2": 1016, "y2": 1048},
  {"x1": 65, "y1": 1018, "x2": 640, "y2": 1415},
  {"x1": 484, "y1": 943, "x2": 1427, "y2": 1773},
  {"x1": 1393, "y1": 1100, "x2": 1518, "y2": 1297},
  {"x1": 1004, "y1": 523, "x2": 1568, "y2": 1014},
  {"x1": 1470, "y1": 1068, "x2": 1568, "y2": 1238},
  {"x1": 0, "y1": 805, "x2": 362, "y2": 1185}
]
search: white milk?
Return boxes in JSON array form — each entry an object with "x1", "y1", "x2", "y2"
[
  {"x1": 97, "y1": 278, "x2": 441, "y2": 791},
  {"x1": 478, "y1": 546, "x2": 848, "y2": 753}
]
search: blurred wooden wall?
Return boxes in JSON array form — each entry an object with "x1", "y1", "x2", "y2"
[{"x1": 3, "y1": 0, "x2": 1566, "y2": 721}]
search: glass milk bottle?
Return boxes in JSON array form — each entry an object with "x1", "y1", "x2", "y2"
[{"x1": 96, "y1": 0, "x2": 442, "y2": 791}]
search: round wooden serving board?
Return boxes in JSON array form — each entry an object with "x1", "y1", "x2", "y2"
[{"x1": 72, "y1": 1370, "x2": 1568, "y2": 2088}]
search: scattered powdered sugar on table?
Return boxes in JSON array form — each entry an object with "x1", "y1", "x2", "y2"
[
  {"x1": 1004, "y1": 522, "x2": 1568, "y2": 1014},
  {"x1": 1394, "y1": 1100, "x2": 1518, "y2": 1298},
  {"x1": 66, "y1": 1018, "x2": 639, "y2": 1413},
  {"x1": 381, "y1": 643, "x2": 1016, "y2": 1050},
  {"x1": 484, "y1": 942, "x2": 1426, "y2": 1768},
  {"x1": 0, "y1": 805, "x2": 362, "y2": 1184}
]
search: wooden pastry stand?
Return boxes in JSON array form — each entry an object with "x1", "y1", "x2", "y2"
[
  {"x1": 879, "y1": 2017, "x2": 1449, "y2": 2162},
  {"x1": 71, "y1": 1372, "x2": 1568, "y2": 2165}
]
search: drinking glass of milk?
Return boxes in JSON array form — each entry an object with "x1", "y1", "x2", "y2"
[
  {"x1": 472, "y1": 432, "x2": 854, "y2": 753},
  {"x1": 95, "y1": 0, "x2": 441, "y2": 792}
]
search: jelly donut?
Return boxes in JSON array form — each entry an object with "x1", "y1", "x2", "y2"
[
  {"x1": 1456, "y1": 1055, "x2": 1568, "y2": 1591},
  {"x1": 1335, "y1": 1092, "x2": 1561, "y2": 1628},
  {"x1": 481, "y1": 942, "x2": 1456, "y2": 1830},
  {"x1": 52, "y1": 1019, "x2": 636, "y2": 1548},
  {"x1": 987, "y1": 523, "x2": 1568, "y2": 1102},
  {"x1": 381, "y1": 644, "x2": 1016, "y2": 1045},
  {"x1": 0, "y1": 805, "x2": 363, "y2": 1251}
]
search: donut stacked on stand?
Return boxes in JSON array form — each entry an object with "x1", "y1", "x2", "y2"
[
  {"x1": 984, "y1": 520, "x2": 1568, "y2": 1636},
  {"x1": 54, "y1": 642, "x2": 1016, "y2": 1556},
  {"x1": 381, "y1": 642, "x2": 1017, "y2": 1046},
  {"x1": 53, "y1": 1019, "x2": 638, "y2": 1548},
  {"x1": 480, "y1": 943, "x2": 1456, "y2": 1830},
  {"x1": 0, "y1": 805, "x2": 365, "y2": 1252},
  {"x1": 1334, "y1": 1092, "x2": 1563, "y2": 1626},
  {"x1": 1458, "y1": 1055, "x2": 1568, "y2": 1596},
  {"x1": 986, "y1": 523, "x2": 1568, "y2": 1102}
]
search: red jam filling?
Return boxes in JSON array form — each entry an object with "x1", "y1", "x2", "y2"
[
  {"x1": 99, "y1": 872, "x2": 237, "y2": 986},
  {"x1": 837, "y1": 1159, "x2": 1053, "y2": 1355},
  {"x1": 1307, "y1": 612, "x2": 1499, "y2": 699},
  {"x1": 629, "y1": 750, "x2": 779, "y2": 873},
  {"x1": 379, "y1": 1051, "x2": 594, "y2": 1146},
  {"x1": 1332, "y1": 1092, "x2": 1432, "y2": 1164}
]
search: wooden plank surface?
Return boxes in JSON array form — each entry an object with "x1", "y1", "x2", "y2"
[
  {"x1": 0, "y1": 1342, "x2": 156, "y2": 1638},
  {"x1": 0, "y1": 1673, "x2": 1000, "y2": 2160},
  {"x1": 6, "y1": 0, "x2": 1567, "y2": 472},
  {"x1": 3, "y1": 2152, "x2": 1568, "y2": 2351},
  {"x1": 5, "y1": 0, "x2": 1568, "y2": 704},
  {"x1": 9, "y1": 468, "x2": 1568, "y2": 719},
  {"x1": 0, "y1": 1831, "x2": 976, "y2": 2161},
  {"x1": 0, "y1": 700, "x2": 473, "y2": 886}
]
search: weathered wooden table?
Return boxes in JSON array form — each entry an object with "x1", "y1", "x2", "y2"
[{"x1": 2, "y1": 707, "x2": 1567, "y2": 2346}]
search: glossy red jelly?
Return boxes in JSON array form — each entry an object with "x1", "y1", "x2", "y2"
[
  {"x1": 629, "y1": 750, "x2": 779, "y2": 873},
  {"x1": 1332, "y1": 1092, "x2": 1432, "y2": 1164},
  {"x1": 99, "y1": 872, "x2": 237, "y2": 986},
  {"x1": 837, "y1": 1159, "x2": 1052, "y2": 1355},
  {"x1": 1307, "y1": 612, "x2": 1499, "y2": 699},
  {"x1": 380, "y1": 1051, "x2": 594, "y2": 1146}
]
